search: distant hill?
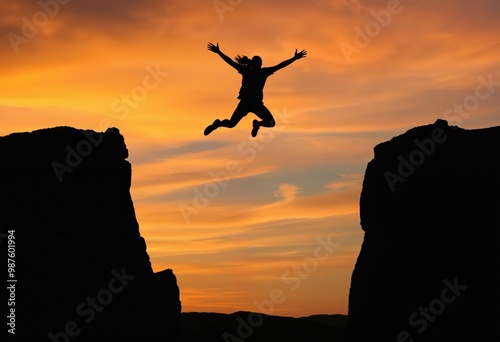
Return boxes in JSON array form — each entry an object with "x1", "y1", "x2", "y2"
[
  {"x1": 180, "y1": 311, "x2": 346, "y2": 342},
  {"x1": 302, "y1": 314, "x2": 348, "y2": 330}
]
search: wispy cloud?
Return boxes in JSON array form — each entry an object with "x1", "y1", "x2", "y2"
[{"x1": 273, "y1": 183, "x2": 302, "y2": 203}]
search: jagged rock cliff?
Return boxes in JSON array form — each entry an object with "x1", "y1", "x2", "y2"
[
  {"x1": 346, "y1": 120, "x2": 500, "y2": 341},
  {"x1": 0, "y1": 127, "x2": 181, "y2": 341}
]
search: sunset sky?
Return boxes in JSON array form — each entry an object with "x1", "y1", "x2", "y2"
[{"x1": 1, "y1": 0, "x2": 499, "y2": 317}]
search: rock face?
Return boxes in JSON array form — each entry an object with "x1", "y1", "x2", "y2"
[
  {"x1": 0, "y1": 127, "x2": 181, "y2": 341},
  {"x1": 346, "y1": 120, "x2": 500, "y2": 341}
]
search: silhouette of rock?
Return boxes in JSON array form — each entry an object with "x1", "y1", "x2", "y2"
[
  {"x1": 0, "y1": 127, "x2": 181, "y2": 341},
  {"x1": 346, "y1": 120, "x2": 500, "y2": 341}
]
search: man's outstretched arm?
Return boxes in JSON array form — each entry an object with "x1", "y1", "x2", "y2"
[
  {"x1": 270, "y1": 49, "x2": 307, "y2": 72},
  {"x1": 207, "y1": 42, "x2": 240, "y2": 70}
]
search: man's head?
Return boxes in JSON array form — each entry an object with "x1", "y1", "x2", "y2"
[{"x1": 251, "y1": 56, "x2": 262, "y2": 69}]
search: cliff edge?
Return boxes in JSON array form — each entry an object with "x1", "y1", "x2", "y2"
[
  {"x1": 0, "y1": 127, "x2": 181, "y2": 341},
  {"x1": 346, "y1": 120, "x2": 500, "y2": 341}
]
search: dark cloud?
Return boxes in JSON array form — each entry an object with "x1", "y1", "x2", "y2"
[{"x1": 0, "y1": 0, "x2": 180, "y2": 48}]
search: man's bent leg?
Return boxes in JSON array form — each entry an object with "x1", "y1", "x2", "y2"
[
  {"x1": 251, "y1": 103, "x2": 275, "y2": 137},
  {"x1": 254, "y1": 103, "x2": 275, "y2": 128},
  {"x1": 220, "y1": 102, "x2": 248, "y2": 128},
  {"x1": 205, "y1": 102, "x2": 248, "y2": 135}
]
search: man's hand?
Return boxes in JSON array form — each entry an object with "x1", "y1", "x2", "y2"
[
  {"x1": 208, "y1": 42, "x2": 220, "y2": 53},
  {"x1": 294, "y1": 49, "x2": 307, "y2": 60}
]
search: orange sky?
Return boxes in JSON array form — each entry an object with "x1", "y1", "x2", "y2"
[{"x1": 1, "y1": 0, "x2": 500, "y2": 317}]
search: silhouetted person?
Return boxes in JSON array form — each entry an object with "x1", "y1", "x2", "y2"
[{"x1": 204, "y1": 42, "x2": 307, "y2": 137}]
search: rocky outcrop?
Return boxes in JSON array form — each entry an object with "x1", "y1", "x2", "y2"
[
  {"x1": 346, "y1": 120, "x2": 500, "y2": 341},
  {"x1": 0, "y1": 127, "x2": 180, "y2": 341}
]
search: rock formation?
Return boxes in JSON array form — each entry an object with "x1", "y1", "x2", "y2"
[
  {"x1": 346, "y1": 120, "x2": 500, "y2": 341},
  {"x1": 0, "y1": 127, "x2": 181, "y2": 341}
]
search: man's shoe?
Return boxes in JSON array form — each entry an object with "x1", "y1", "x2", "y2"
[
  {"x1": 204, "y1": 119, "x2": 220, "y2": 136},
  {"x1": 251, "y1": 120, "x2": 260, "y2": 137}
]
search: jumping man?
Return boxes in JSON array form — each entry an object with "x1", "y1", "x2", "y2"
[{"x1": 204, "y1": 42, "x2": 307, "y2": 137}]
